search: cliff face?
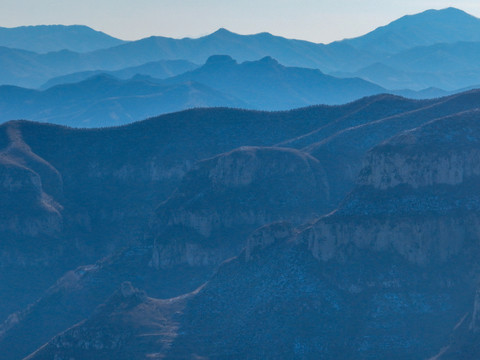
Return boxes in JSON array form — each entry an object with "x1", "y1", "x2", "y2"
[
  {"x1": 0, "y1": 160, "x2": 62, "y2": 239},
  {"x1": 0, "y1": 124, "x2": 63, "y2": 229},
  {"x1": 245, "y1": 221, "x2": 294, "y2": 261},
  {"x1": 7, "y1": 93, "x2": 480, "y2": 360},
  {"x1": 0, "y1": 104, "x2": 337, "y2": 275},
  {"x1": 305, "y1": 110, "x2": 480, "y2": 266},
  {"x1": 149, "y1": 146, "x2": 329, "y2": 268},
  {"x1": 25, "y1": 226, "x2": 473, "y2": 360},
  {"x1": 306, "y1": 91, "x2": 480, "y2": 206},
  {"x1": 0, "y1": 124, "x2": 64, "y2": 268},
  {"x1": 21, "y1": 104, "x2": 480, "y2": 360},
  {"x1": 3, "y1": 93, "x2": 480, "y2": 273}
]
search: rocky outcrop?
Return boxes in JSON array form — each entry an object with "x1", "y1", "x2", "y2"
[
  {"x1": 0, "y1": 159, "x2": 62, "y2": 239},
  {"x1": 303, "y1": 214, "x2": 480, "y2": 265},
  {"x1": 0, "y1": 124, "x2": 64, "y2": 270},
  {"x1": 303, "y1": 109, "x2": 480, "y2": 266},
  {"x1": 245, "y1": 221, "x2": 294, "y2": 261},
  {"x1": 149, "y1": 146, "x2": 330, "y2": 268},
  {"x1": 7, "y1": 92, "x2": 480, "y2": 360},
  {"x1": 27, "y1": 230, "x2": 473, "y2": 360},
  {"x1": 358, "y1": 109, "x2": 480, "y2": 189},
  {"x1": 0, "y1": 124, "x2": 63, "y2": 241},
  {"x1": 305, "y1": 91, "x2": 480, "y2": 207}
]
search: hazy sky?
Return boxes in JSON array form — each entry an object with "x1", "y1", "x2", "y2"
[{"x1": 1, "y1": 0, "x2": 480, "y2": 43}]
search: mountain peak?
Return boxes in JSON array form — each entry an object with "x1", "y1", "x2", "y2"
[
  {"x1": 401, "y1": 7, "x2": 476, "y2": 22},
  {"x1": 341, "y1": 7, "x2": 480, "y2": 55},
  {"x1": 210, "y1": 28, "x2": 237, "y2": 37},
  {"x1": 205, "y1": 54, "x2": 237, "y2": 66},
  {"x1": 258, "y1": 56, "x2": 280, "y2": 66}
]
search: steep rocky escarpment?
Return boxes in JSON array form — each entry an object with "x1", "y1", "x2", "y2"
[
  {"x1": 0, "y1": 158, "x2": 62, "y2": 241},
  {"x1": 305, "y1": 90, "x2": 480, "y2": 205},
  {"x1": 0, "y1": 105, "x2": 338, "y2": 320},
  {"x1": 245, "y1": 221, "x2": 295, "y2": 261},
  {"x1": 2, "y1": 92, "x2": 479, "y2": 273},
  {"x1": 0, "y1": 123, "x2": 63, "y2": 242},
  {"x1": 304, "y1": 109, "x2": 480, "y2": 266},
  {"x1": 27, "y1": 226, "x2": 473, "y2": 360},
  {"x1": 0, "y1": 100, "x2": 378, "y2": 354},
  {"x1": 359, "y1": 109, "x2": 480, "y2": 189},
  {"x1": 1, "y1": 145, "x2": 327, "y2": 358},
  {"x1": 0, "y1": 123, "x2": 67, "y2": 270},
  {"x1": 149, "y1": 146, "x2": 329, "y2": 268},
  {"x1": 5, "y1": 92, "x2": 480, "y2": 359},
  {"x1": 0, "y1": 105, "x2": 339, "y2": 266}
]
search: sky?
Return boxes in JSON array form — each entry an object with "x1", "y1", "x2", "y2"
[{"x1": 1, "y1": 0, "x2": 480, "y2": 43}]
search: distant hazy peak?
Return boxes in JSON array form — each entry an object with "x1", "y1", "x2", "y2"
[
  {"x1": 205, "y1": 55, "x2": 237, "y2": 65},
  {"x1": 2, "y1": 24, "x2": 101, "y2": 31},
  {"x1": 339, "y1": 6, "x2": 480, "y2": 55},
  {"x1": 391, "y1": 7, "x2": 478, "y2": 24},
  {"x1": 0, "y1": 24, "x2": 125, "y2": 53},
  {"x1": 257, "y1": 56, "x2": 280, "y2": 65},
  {"x1": 412, "y1": 7, "x2": 476, "y2": 18},
  {"x1": 208, "y1": 28, "x2": 237, "y2": 37}
]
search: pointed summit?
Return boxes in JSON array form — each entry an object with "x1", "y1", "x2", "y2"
[{"x1": 209, "y1": 28, "x2": 237, "y2": 38}]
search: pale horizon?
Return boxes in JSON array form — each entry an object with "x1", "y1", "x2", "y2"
[{"x1": 1, "y1": 0, "x2": 480, "y2": 43}]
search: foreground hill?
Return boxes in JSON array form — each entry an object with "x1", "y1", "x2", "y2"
[
  {"x1": 0, "y1": 25, "x2": 125, "y2": 53},
  {"x1": 2, "y1": 91, "x2": 480, "y2": 359},
  {"x1": 24, "y1": 104, "x2": 480, "y2": 360}
]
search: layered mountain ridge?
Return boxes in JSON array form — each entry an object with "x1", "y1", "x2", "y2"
[
  {"x1": 1, "y1": 8, "x2": 479, "y2": 93},
  {"x1": 2, "y1": 7, "x2": 480, "y2": 360},
  {"x1": 2, "y1": 90, "x2": 480, "y2": 359},
  {"x1": 21, "y1": 91, "x2": 480, "y2": 359}
]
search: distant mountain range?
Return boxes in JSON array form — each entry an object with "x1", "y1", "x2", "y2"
[
  {"x1": 0, "y1": 74, "x2": 247, "y2": 127},
  {"x1": 338, "y1": 7, "x2": 480, "y2": 55},
  {"x1": 0, "y1": 24, "x2": 125, "y2": 53},
  {"x1": 1, "y1": 7, "x2": 480, "y2": 93},
  {"x1": 162, "y1": 55, "x2": 387, "y2": 110},
  {"x1": 40, "y1": 59, "x2": 198, "y2": 89},
  {"x1": 335, "y1": 41, "x2": 480, "y2": 90},
  {"x1": 0, "y1": 55, "x2": 457, "y2": 127}
]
